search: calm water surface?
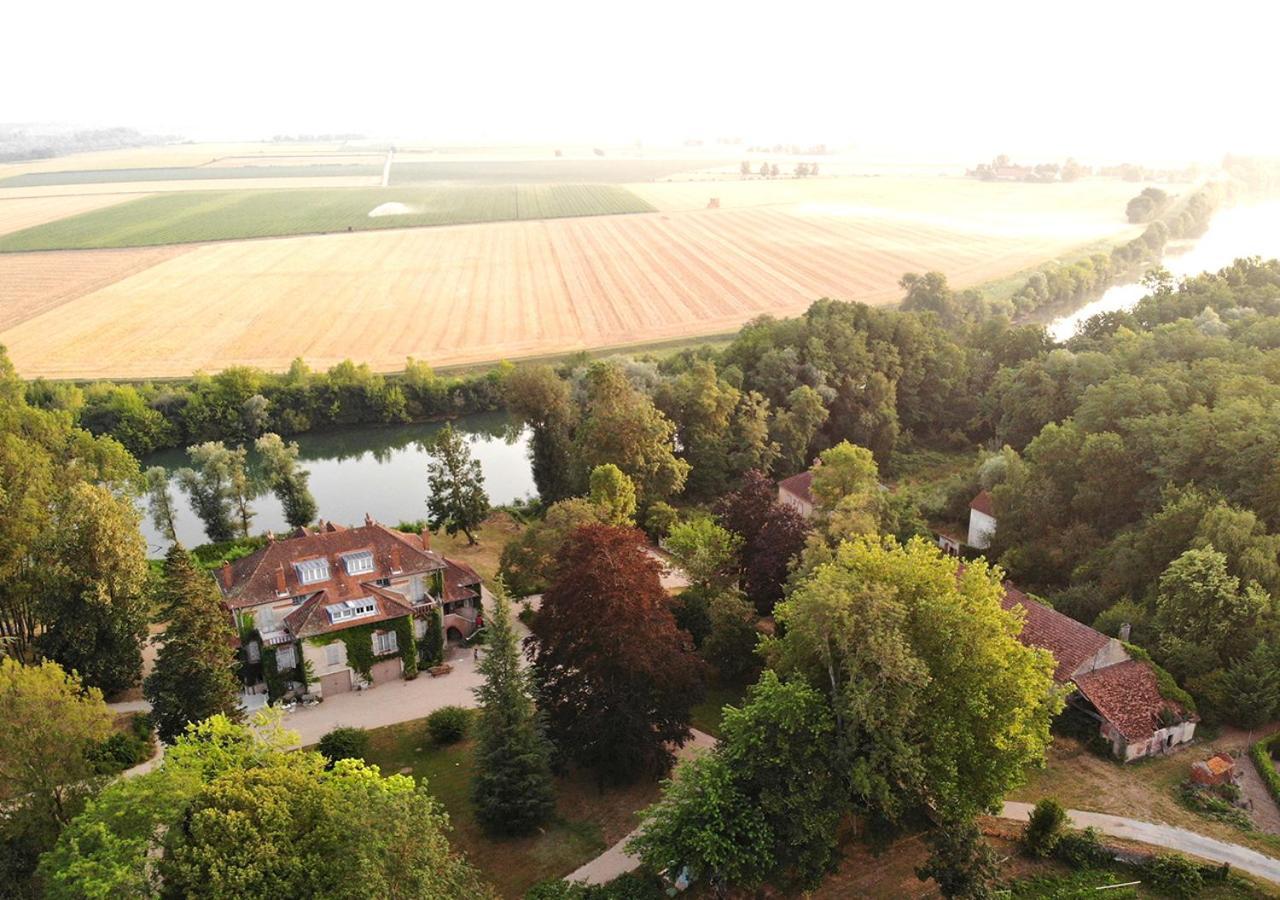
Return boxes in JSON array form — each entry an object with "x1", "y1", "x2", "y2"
[
  {"x1": 1048, "y1": 201, "x2": 1280, "y2": 341},
  {"x1": 140, "y1": 411, "x2": 534, "y2": 552}
]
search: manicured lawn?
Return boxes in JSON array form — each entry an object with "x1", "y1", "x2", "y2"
[
  {"x1": 1010, "y1": 732, "x2": 1280, "y2": 859},
  {"x1": 359, "y1": 714, "x2": 662, "y2": 898},
  {"x1": 424, "y1": 510, "x2": 524, "y2": 587},
  {"x1": 689, "y1": 676, "x2": 750, "y2": 739}
]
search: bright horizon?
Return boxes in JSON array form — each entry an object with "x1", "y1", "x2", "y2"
[{"x1": 6, "y1": 0, "x2": 1279, "y2": 165}]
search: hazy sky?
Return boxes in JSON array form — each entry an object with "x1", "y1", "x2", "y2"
[{"x1": 6, "y1": 0, "x2": 1277, "y2": 163}]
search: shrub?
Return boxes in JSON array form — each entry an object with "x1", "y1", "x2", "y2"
[
  {"x1": 86, "y1": 714, "x2": 154, "y2": 774},
  {"x1": 525, "y1": 871, "x2": 665, "y2": 900},
  {"x1": 318, "y1": 726, "x2": 370, "y2": 765},
  {"x1": 426, "y1": 706, "x2": 470, "y2": 744},
  {"x1": 1251, "y1": 733, "x2": 1280, "y2": 807},
  {"x1": 1177, "y1": 781, "x2": 1252, "y2": 831},
  {"x1": 1146, "y1": 853, "x2": 1204, "y2": 898},
  {"x1": 1023, "y1": 798, "x2": 1067, "y2": 858},
  {"x1": 1053, "y1": 827, "x2": 1110, "y2": 869}
]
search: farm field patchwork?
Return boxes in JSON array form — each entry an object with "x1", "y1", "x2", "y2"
[
  {"x1": 387, "y1": 158, "x2": 726, "y2": 185},
  {"x1": 0, "y1": 193, "x2": 150, "y2": 236},
  {"x1": 0, "y1": 184, "x2": 658, "y2": 250},
  {"x1": 0, "y1": 190, "x2": 1140, "y2": 380},
  {"x1": 0, "y1": 163, "x2": 384, "y2": 188}
]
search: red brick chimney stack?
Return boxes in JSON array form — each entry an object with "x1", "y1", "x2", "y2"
[
  {"x1": 220, "y1": 562, "x2": 233, "y2": 590},
  {"x1": 275, "y1": 566, "x2": 287, "y2": 595},
  {"x1": 421, "y1": 527, "x2": 431, "y2": 550}
]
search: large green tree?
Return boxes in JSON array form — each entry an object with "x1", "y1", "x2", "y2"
[
  {"x1": 39, "y1": 713, "x2": 495, "y2": 899},
  {"x1": 630, "y1": 672, "x2": 842, "y2": 889},
  {"x1": 768, "y1": 538, "x2": 1060, "y2": 823},
  {"x1": 470, "y1": 585, "x2": 555, "y2": 835},
  {"x1": 144, "y1": 545, "x2": 243, "y2": 744},
  {"x1": 37, "y1": 482, "x2": 150, "y2": 695},
  {"x1": 175, "y1": 441, "x2": 239, "y2": 543},
  {"x1": 506, "y1": 364, "x2": 577, "y2": 503},
  {"x1": 573, "y1": 363, "x2": 689, "y2": 506},
  {"x1": 255, "y1": 432, "x2": 318, "y2": 529},
  {"x1": 425, "y1": 423, "x2": 490, "y2": 545},
  {"x1": 0, "y1": 658, "x2": 114, "y2": 894}
]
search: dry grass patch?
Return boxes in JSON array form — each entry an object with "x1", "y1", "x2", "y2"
[
  {"x1": 1010, "y1": 732, "x2": 1280, "y2": 859},
  {"x1": 424, "y1": 510, "x2": 525, "y2": 587}
]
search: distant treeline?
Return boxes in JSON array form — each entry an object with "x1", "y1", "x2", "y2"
[
  {"x1": 24, "y1": 358, "x2": 509, "y2": 459},
  {"x1": 0, "y1": 126, "x2": 174, "y2": 163}
]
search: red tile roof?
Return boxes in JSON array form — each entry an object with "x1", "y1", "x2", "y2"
[
  {"x1": 970, "y1": 490, "x2": 995, "y2": 517},
  {"x1": 778, "y1": 470, "x2": 815, "y2": 505},
  {"x1": 1001, "y1": 584, "x2": 1111, "y2": 682},
  {"x1": 1073, "y1": 659, "x2": 1192, "y2": 743},
  {"x1": 220, "y1": 520, "x2": 447, "y2": 610},
  {"x1": 283, "y1": 585, "x2": 415, "y2": 639}
]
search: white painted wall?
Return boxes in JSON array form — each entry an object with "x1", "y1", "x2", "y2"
[{"x1": 968, "y1": 508, "x2": 996, "y2": 549}]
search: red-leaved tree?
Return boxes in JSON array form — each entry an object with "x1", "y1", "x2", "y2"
[
  {"x1": 716, "y1": 470, "x2": 810, "y2": 614},
  {"x1": 529, "y1": 523, "x2": 706, "y2": 783}
]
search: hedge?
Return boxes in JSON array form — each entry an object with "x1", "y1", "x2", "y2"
[{"x1": 1250, "y1": 732, "x2": 1280, "y2": 807}]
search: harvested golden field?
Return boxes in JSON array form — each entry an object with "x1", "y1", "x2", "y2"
[
  {"x1": 0, "y1": 193, "x2": 150, "y2": 236},
  {"x1": 0, "y1": 246, "x2": 191, "y2": 331},
  {"x1": 0, "y1": 182, "x2": 1140, "y2": 379}
]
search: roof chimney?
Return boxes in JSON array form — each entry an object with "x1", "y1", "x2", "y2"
[
  {"x1": 266, "y1": 530, "x2": 275, "y2": 544},
  {"x1": 219, "y1": 562, "x2": 233, "y2": 590},
  {"x1": 275, "y1": 566, "x2": 287, "y2": 596},
  {"x1": 421, "y1": 527, "x2": 431, "y2": 550},
  {"x1": 365, "y1": 512, "x2": 374, "y2": 527},
  {"x1": 390, "y1": 544, "x2": 402, "y2": 573},
  {"x1": 1118, "y1": 622, "x2": 1132, "y2": 643}
]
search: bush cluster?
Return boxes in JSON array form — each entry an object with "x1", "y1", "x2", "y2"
[
  {"x1": 426, "y1": 706, "x2": 471, "y2": 744},
  {"x1": 317, "y1": 726, "x2": 370, "y2": 766},
  {"x1": 86, "y1": 713, "x2": 154, "y2": 774}
]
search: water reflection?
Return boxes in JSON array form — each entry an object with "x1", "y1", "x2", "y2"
[
  {"x1": 140, "y1": 411, "x2": 534, "y2": 552},
  {"x1": 1048, "y1": 201, "x2": 1280, "y2": 341}
]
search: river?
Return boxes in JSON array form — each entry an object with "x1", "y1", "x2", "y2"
[
  {"x1": 1047, "y1": 201, "x2": 1280, "y2": 341},
  {"x1": 140, "y1": 411, "x2": 535, "y2": 552}
]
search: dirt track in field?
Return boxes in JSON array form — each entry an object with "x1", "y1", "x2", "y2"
[{"x1": 0, "y1": 198, "x2": 1136, "y2": 380}]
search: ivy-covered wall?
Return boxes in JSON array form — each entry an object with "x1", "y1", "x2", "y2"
[{"x1": 306, "y1": 616, "x2": 418, "y2": 682}]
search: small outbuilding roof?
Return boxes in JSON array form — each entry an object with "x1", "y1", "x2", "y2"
[
  {"x1": 778, "y1": 470, "x2": 815, "y2": 505},
  {"x1": 970, "y1": 490, "x2": 995, "y2": 517},
  {"x1": 1073, "y1": 658, "x2": 1194, "y2": 743}
]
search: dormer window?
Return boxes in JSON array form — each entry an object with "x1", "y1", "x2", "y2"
[
  {"x1": 342, "y1": 550, "x2": 375, "y2": 576},
  {"x1": 326, "y1": 597, "x2": 378, "y2": 624},
  {"x1": 294, "y1": 558, "x2": 330, "y2": 586}
]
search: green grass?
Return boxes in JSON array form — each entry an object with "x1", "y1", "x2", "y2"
[
  {"x1": 0, "y1": 163, "x2": 382, "y2": 187},
  {"x1": 0, "y1": 184, "x2": 657, "y2": 251},
  {"x1": 690, "y1": 677, "x2": 751, "y2": 739},
  {"x1": 357, "y1": 714, "x2": 663, "y2": 898}
]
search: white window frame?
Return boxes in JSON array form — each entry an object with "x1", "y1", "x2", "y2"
[
  {"x1": 326, "y1": 597, "x2": 378, "y2": 624},
  {"x1": 342, "y1": 550, "x2": 375, "y2": 576},
  {"x1": 372, "y1": 630, "x2": 398, "y2": 656},
  {"x1": 294, "y1": 558, "x2": 331, "y2": 586}
]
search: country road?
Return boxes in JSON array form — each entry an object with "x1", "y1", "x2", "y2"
[{"x1": 1001, "y1": 801, "x2": 1280, "y2": 884}]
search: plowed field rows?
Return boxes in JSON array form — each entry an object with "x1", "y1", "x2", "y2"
[{"x1": 0, "y1": 202, "x2": 1130, "y2": 379}]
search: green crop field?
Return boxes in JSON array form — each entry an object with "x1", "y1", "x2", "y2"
[
  {"x1": 0, "y1": 184, "x2": 657, "y2": 250},
  {"x1": 0, "y1": 164, "x2": 383, "y2": 188}
]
